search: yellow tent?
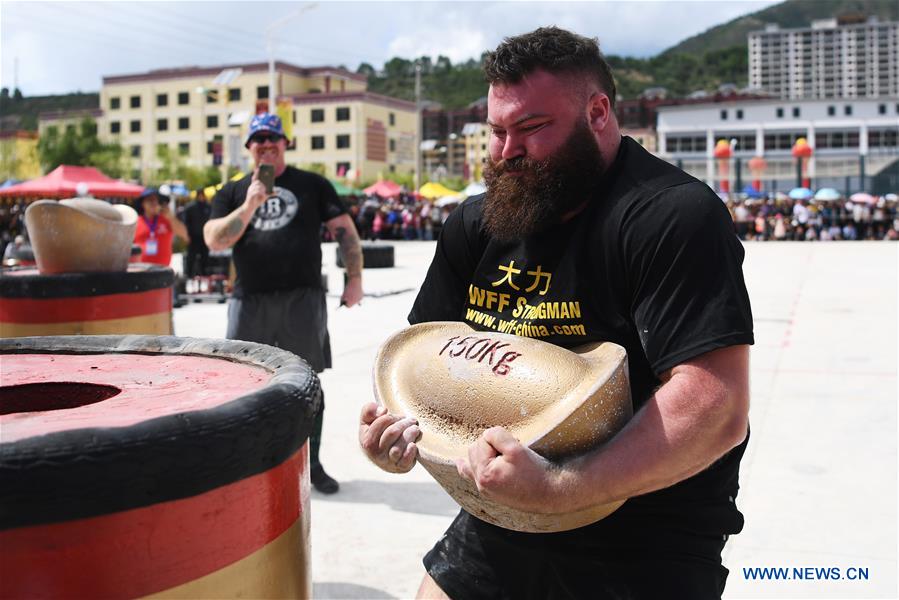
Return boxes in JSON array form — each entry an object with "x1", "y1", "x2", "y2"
[
  {"x1": 201, "y1": 171, "x2": 247, "y2": 199},
  {"x1": 419, "y1": 182, "x2": 462, "y2": 199}
]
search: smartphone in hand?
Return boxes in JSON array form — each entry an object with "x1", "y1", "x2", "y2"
[{"x1": 258, "y1": 163, "x2": 275, "y2": 195}]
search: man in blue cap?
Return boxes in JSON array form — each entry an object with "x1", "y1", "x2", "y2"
[{"x1": 204, "y1": 113, "x2": 364, "y2": 493}]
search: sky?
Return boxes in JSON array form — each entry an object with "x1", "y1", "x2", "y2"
[{"x1": 1, "y1": 0, "x2": 780, "y2": 96}]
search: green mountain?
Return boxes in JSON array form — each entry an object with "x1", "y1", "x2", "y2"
[
  {"x1": 664, "y1": 0, "x2": 899, "y2": 56},
  {"x1": 0, "y1": 91, "x2": 99, "y2": 132}
]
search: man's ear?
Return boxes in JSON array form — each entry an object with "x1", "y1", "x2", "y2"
[{"x1": 587, "y1": 92, "x2": 611, "y2": 135}]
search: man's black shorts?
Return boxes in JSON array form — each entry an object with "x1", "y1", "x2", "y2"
[{"x1": 423, "y1": 509, "x2": 729, "y2": 600}]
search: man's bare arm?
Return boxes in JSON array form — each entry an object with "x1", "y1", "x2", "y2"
[
  {"x1": 204, "y1": 176, "x2": 267, "y2": 252},
  {"x1": 327, "y1": 213, "x2": 363, "y2": 278},
  {"x1": 325, "y1": 213, "x2": 364, "y2": 307},
  {"x1": 204, "y1": 208, "x2": 252, "y2": 252}
]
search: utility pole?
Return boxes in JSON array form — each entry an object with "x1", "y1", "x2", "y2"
[
  {"x1": 14, "y1": 57, "x2": 19, "y2": 93},
  {"x1": 414, "y1": 60, "x2": 422, "y2": 191},
  {"x1": 266, "y1": 3, "x2": 317, "y2": 110}
]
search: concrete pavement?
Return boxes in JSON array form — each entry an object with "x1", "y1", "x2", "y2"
[{"x1": 173, "y1": 240, "x2": 898, "y2": 600}]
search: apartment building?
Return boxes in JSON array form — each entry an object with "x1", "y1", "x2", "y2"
[
  {"x1": 748, "y1": 16, "x2": 899, "y2": 99},
  {"x1": 461, "y1": 122, "x2": 490, "y2": 183},
  {"x1": 41, "y1": 61, "x2": 417, "y2": 181}
]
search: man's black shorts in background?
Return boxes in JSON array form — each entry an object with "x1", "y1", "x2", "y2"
[{"x1": 424, "y1": 509, "x2": 729, "y2": 600}]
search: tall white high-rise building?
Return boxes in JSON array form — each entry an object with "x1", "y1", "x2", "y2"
[{"x1": 748, "y1": 15, "x2": 898, "y2": 100}]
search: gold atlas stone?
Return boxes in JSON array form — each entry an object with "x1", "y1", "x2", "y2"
[
  {"x1": 25, "y1": 198, "x2": 138, "y2": 274},
  {"x1": 373, "y1": 321, "x2": 633, "y2": 532}
]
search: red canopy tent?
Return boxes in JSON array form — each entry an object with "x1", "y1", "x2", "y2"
[
  {"x1": 0, "y1": 165, "x2": 144, "y2": 200},
  {"x1": 363, "y1": 180, "x2": 403, "y2": 199}
]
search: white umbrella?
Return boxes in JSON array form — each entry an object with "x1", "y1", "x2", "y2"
[
  {"x1": 813, "y1": 188, "x2": 841, "y2": 202},
  {"x1": 849, "y1": 192, "x2": 876, "y2": 205},
  {"x1": 435, "y1": 195, "x2": 462, "y2": 208},
  {"x1": 463, "y1": 182, "x2": 486, "y2": 196}
]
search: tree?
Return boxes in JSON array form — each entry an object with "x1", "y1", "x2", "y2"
[
  {"x1": 37, "y1": 117, "x2": 128, "y2": 177},
  {"x1": 12, "y1": 88, "x2": 23, "y2": 101}
]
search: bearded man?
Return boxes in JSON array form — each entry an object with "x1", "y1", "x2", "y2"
[{"x1": 360, "y1": 27, "x2": 753, "y2": 599}]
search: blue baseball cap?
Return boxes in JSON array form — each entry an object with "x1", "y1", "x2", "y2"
[{"x1": 245, "y1": 113, "x2": 286, "y2": 147}]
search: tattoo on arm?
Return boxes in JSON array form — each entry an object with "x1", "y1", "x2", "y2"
[
  {"x1": 213, "y1": 214, "x2": 246, "y2": 247},
  {"x1": 335, "y1": 226, "x2": 363, "y2": 277}
]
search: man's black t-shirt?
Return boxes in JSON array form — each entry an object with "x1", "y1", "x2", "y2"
[
  {"x1": 211, "y1": 166, "x2": 347, "y2": 296},
  {"x1": 409, "y1": 136, "x2": 754, "y2": 538}
]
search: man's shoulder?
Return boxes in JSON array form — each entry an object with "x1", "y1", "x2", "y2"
[
  {"x1": 617, "y1": 137, "x2": 702, "y2": 199},
  {"x1": 281, "y1": 165, "x2": 329, "y2": 189}
]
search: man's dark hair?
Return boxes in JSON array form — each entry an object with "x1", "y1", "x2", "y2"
[{"x1": 483, "y1": 27, "x2": 617, "y2": 109}]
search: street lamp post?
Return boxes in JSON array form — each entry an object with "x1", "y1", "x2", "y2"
[{"x1": 266, "y1": 3, "x2": 317, "y2": 109}]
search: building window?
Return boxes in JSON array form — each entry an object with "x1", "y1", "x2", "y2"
[
  {"x1": 228, "y1": 88, "x2": 241, "y2": 102},
  {"x1": 207, "y1": 115, "x2": 219, "y2": 128},
  {"x1": 311, "y1": 109, "x2": 325, "y2": 123},
  {"x1": 665, "y1": 135, "x2": 707, "y2": 154},
  {"x1": 869, "y1": 128, "x2": 899, "y2": 148},
  {"x1": 311, "y1": 136, "x2": 325, "y2": 150},
  {"x1": 290, "y1": 137, "x2": 297, "y2": 150},
  {"x1": 110, "y1": 121, "x2": 120, "y2": 134},
  {"x1": 257, "y1": 85, "x2": 269, "y2": 100},
  {"x1": 389, "y1": 139, "x2": 396, "y2": 152},
  {"x1": 130, "y1": 120, "x2": 141, "y2": 133},
  {"x1": 336, "y1": 162, "x2": 351, "y2": 176},
  {"x1": 156, "y1": 143, "x2": 168, "y2": 156},
  {"x1": 792, "y1": 107, "x2": 800, "y2": 118},
  {"x1": 389, "y1": 112, "x2": 396, "y2": 126},
  {"x1": 736, "y1": 109, "x2": 744, "y2": 120},
  {"x1": 879, "y1": 104, "x2": 887, "y2": 115},
  {"x1": 763, "y1": 131, "x2": 804, "y2": 151},
  {"x1": 720, "y1": 109, "x2": 728, "y2": 120},
  {"x1": 776, "y1": 107, "x2": 784, "y2": 118},
  {"x1": 207, "y1": 140, "x2": 214, "y2": 155},
  {"x1": 336, "y1": 107, "x2": 350, "y2": 121},
  {"x1": 130, "y1": 95, "x2": 141, "y2": 109},
  {"x1": 178, "y1": 142, "x2": 190, "y2": 156},
  {"x1": 292, "y1": 110, "x2": 297, "y2": 124},
  {"x1": 130, "y1": 145, "x2": 141, "y2": 158},
  {"x1": 157, "y1": 118, "x2": 168, "y2": 132},
  {"x1": 389, "y1": 164, "x2": 396, "y2": 173},
  {"x1": 844, "y1": 105, "x2": 852, "y2": 116},
  {"x1": 178, "y1": 92, "x2": 189, "y2": 105},
  {"x1": 336, "y1": 134, "x2": 350, "y2": 149},
  {"x1": 110, "y1": 97, "x2": 120, "y2": 110},
  {"x1": 206, "y1": 90, "x2": 218, "y2": 104},
  {"x1": 157, "y1": 93, "x2": 168, "y2": 107},
  {"x1": 827, "y1": 105, "x2": 836, "y2": 116},
  {"x1": 178, "y1": 117, "x2": 190, "y2": 130}
]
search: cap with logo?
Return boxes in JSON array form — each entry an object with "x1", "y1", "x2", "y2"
[{"x1": 245, "y1": 113, "x2": 286, "y2": 148}]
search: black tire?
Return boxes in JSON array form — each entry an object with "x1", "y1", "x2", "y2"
[
  {"x1": 336, "y1": 243, "x2": 394, "y2": 269},
  {"x1": 0, "y1": 335, "x2": 320, "y2": 530}
]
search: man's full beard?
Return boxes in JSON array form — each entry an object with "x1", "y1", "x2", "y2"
[{"x1": 482, "y1": 119, "x2": 606, "y2": 241}]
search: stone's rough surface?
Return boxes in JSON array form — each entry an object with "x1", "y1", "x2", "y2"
[
  {"x1": 373, "y1": 321, "x2": 632, "y2": 532},
  {"x1": 25, "y1": 198, "x2": 137, "y2": 274}
]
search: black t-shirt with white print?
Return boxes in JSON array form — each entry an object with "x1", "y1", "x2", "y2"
[
  {"x1": 211, "y1": 166, "x2": 347, "y2": 296},
  {"x1": 409, "y1": 136, "x2": 754, "y2": 537}
]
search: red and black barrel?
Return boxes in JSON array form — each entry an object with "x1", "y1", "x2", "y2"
[
  {"x1": 0, "y1": 335, "x2": 320, "y2": 599},
  {"x1": 0, "y1": 264, "x2": 173, "y2": 337}
]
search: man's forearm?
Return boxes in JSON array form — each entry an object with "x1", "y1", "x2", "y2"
[
  {"x1": 204, "y1": 206, "x2": 252, "y2": 251},
  {"x1": 335, "y1": 224, "x2": 363, "y2": 278},
  {"x1": 561, "y1": 345, "x2": 750, "y2": 510}
]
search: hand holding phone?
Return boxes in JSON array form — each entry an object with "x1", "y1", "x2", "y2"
[{"x1": 258, "y1": 163, "x2": 275, "y2": 195}]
